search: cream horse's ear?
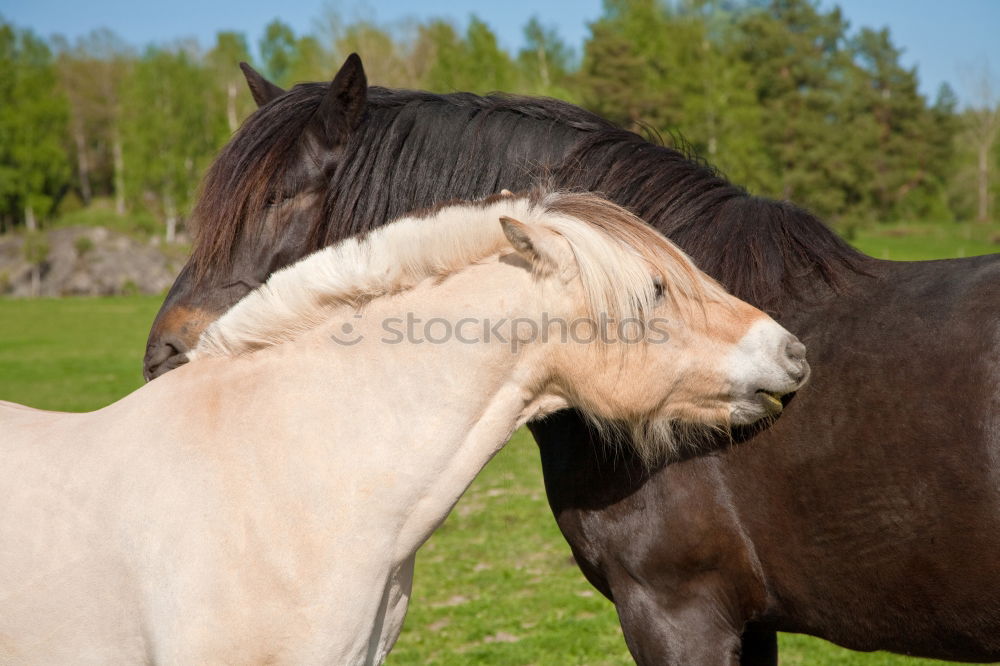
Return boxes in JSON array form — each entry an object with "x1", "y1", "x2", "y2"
[{"x1": 499, "y1": 216, "x2": 561, "y2": 274}]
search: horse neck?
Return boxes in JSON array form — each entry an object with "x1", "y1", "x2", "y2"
[{"x1": 232, "y1": 256, "x2": 567, "y2": 559}]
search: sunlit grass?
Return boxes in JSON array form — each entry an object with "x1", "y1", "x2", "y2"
[
  {"x1": 850, "y1": 221, "x2": 1000, "y2": 260},
  {"x1": 0, "y1": 296, "x2": 157, "y2": 410}
]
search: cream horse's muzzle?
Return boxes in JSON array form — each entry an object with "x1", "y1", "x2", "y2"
[{"x1": 730, "y1": 323, "x2": 811, "y2": 423}]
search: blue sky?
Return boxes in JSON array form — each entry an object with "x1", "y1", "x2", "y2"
[{"x1": 4, "y1": 0, "x2": 997, "y2": 106}]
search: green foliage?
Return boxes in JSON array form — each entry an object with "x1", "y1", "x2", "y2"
[
  {"x1": 73, "y1": 234, "x2": 93, "y2": 256},
  {"x1": 333, "y1": 21, "x2": 421, "y2": 87},
  {"x1": 516, "y1": 17, "x2": 575, "y2": 97},
  {"x1": 580, "y1": 0, "x2": 675, "y2": 129},
  {"x1": 22, "y1": 230, "x2": 49, "y2": 264},
  {"x1": 1, "y1": 4, "x2": 997, "y2": 236},
  {"x1": 258, "y1": 21, "x2": 335, "y2": 87},
  {"x1": 206, "y1": 31, "x2": 256, "y2": 132},
  {"x1": 465, "y1": 17, "x2": 517, "y2": 92},
  {"x1": 206, "y1": 31, "x2": 251, "y2": 75},
  {"x1": 57, "y1": 189, "x2": 84, "y2": 216},
  {"x1": 422, "y1": 17, "x2": 517, "y2": 94},
  {"x1": 259, "y1": 19, "x2": 297, "y2": 86},
  {"x1": 120, "y1": 45, "x2": 227, "y2": 237},
  {"x1": 574, "y1": 0, "x2": 977, "y2": 227},
  {"x1": 418, "y1": 20, "x2": 463, "y2": 91},
  {"x1": 287, "y1": 35, "x2": 330, "y2": 84},
  {"x1": 353, "y1": 24, "x2": 425, "y2": 85},
  {"x1": 0, "y1": 20, "x2": 70, "y2": 227},
  {"x1": 840, "y1": 27, "x2": 944, "y2": 222},
  {"x1": 53, "y1": 199, "x2": 159, "y2": 236},
  {"x1": 50, "y1": 28, "x2": 132, "y2": 211},
  {"x1": 952, "y1": 74, "x2": 1000, "y2": 223},
  {"x1": 734, "y1": 0, "x2": 857, "y2": 216}
]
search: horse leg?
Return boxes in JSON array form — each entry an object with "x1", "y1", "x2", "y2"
[
  {"x1": 739, "y1": 623, "x2": 778, "y2": 666},
  {"x1": 611, "y1": 580, "x2": 744, "y2": 666}
]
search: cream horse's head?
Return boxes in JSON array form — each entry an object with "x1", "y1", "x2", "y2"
[
  {"x1": 497, "y1": 192, "x2": 809, "y2": 461},
  {"x1": 193, "y1": 188, "x2": 808, "y2": 464}
]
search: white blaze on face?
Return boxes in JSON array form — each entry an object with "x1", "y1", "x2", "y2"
[{"x1": 725, "y1": 317, "x2": 810, "y2": 424}]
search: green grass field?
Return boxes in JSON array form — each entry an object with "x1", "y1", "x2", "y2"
[
  {"x1": 0, "y1": 224, "x2": 996, "y2": 664},
  {"x1": 849, "y1": 221, "x2": 1000, "y2": 261}
]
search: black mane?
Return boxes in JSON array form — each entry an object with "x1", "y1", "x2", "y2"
[
  {"x1": 192, "y1": 83, "x2": 865, "y2": 308},
  {"x1": 551, "y1": 130, "x2": 864, "y2": 307},
  {"x1": 320, "y1": 88, "x2": 609, "y2": 240}
]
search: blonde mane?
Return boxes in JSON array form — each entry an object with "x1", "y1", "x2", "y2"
[{"x1": 193, "y1": 190, "x2": 729, "y2": 359}]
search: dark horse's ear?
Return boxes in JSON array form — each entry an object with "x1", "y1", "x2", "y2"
[
  {"x1": 239, "y1": 62, "x2": 285, "y2": 107},
  {"x1": 311, "y1": 53, "x2": 367, "y2": 146}
]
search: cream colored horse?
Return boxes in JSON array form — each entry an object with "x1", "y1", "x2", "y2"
[{"x1": 0, "y1": 191, "x2": 808, "y2": 665}]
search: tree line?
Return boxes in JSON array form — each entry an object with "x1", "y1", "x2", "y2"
[{"x1": 1, "y1": 0, "x2": 998, "y2": 239}]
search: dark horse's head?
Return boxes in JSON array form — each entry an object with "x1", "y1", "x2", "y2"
[
  {"x1": 144, "y1": 54, "x2": 584, "y2": 378},
  {"x1": 145, "y1": 54, "x2": 859, "y2": 380},
  {"x1": 144, "y1": 56, "x2": 368, "y2": 378}
]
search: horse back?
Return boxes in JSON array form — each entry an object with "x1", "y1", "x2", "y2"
[
  {"x1": 0, "y1": 399, "x2": 85, "y2": 446},
  {"x1": 723, "y1": 253, "x2": 1000, "y2": 658}
]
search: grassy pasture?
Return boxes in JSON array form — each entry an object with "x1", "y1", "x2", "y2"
[
  {"x1": 849, "y1": 221, "x2": 1000, "y2": 261},
  {"x1": 0, "y1": 224, "x2": 996, "y2": 664}
]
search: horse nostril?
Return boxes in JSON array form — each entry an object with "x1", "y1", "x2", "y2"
[
  {"x1": 781, "y1": 338, "x2": 808, "y2": 385},
  {"x1": 143, "y1": 339, "x2": 190, "y2": 381},
  {"x1": 785, "y1": 339, "x2": 806, "y2": 363}
]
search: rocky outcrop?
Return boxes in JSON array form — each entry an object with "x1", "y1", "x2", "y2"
[{"x1": 0, "y1": 227, "x2": 183, "y2": 297}]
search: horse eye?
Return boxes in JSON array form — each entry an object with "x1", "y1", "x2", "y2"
[{"x1": 653, "y1": 277, "x2": 664, "y2": 301}]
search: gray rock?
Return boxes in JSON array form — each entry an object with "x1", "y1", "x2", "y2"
[{"x1": 0, "y1": 227, "x2": 183, "y2": 297}]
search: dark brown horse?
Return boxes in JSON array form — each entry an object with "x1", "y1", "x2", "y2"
[{"x1": 144, "y1": 56, "x2": 1000, "y2": 664}]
